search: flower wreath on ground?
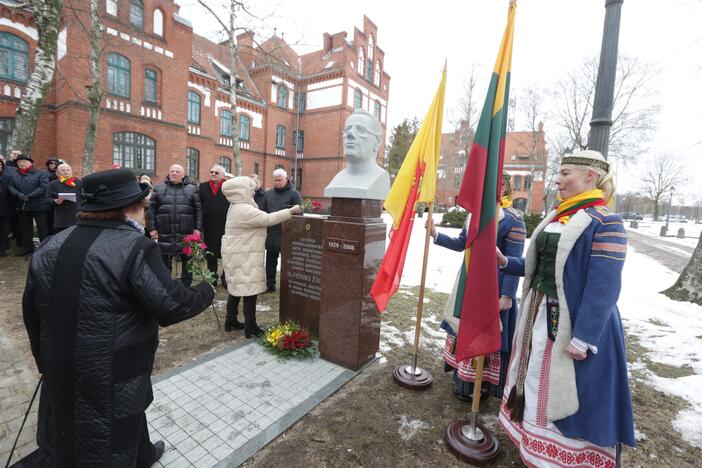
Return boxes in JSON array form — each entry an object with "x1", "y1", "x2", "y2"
[{"x1": 260, "y1": 321, "x2": 317, "y2": 360}]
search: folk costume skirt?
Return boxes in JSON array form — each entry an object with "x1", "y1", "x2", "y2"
[{"x1": 499, "y1": 289, "x2": 617, "y2": 468}]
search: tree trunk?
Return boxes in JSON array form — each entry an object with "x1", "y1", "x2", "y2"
[
  {"x1": 653, "y1": 195, "x2": 660, "y2": 221},
  {"x1": 663, "y1": 232, "x2": 702, "y2": 305},
  {"x1": 229, "y1": 0, "x2": 242, "y2": 176},
  {"x1": 82, "y1": 0, "x2": 102, "y2": 176},
  {"x1": 11, "y1": 0, "x2": 64, "y2": 154}
]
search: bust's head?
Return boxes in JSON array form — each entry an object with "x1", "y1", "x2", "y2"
[{"x1": 343, "y1": 109, "x2": 382, "y2": 164}]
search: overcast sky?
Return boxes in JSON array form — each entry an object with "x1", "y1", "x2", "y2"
[{"x1": 176, "y1": 0, "x2": 702, "y2": 199}]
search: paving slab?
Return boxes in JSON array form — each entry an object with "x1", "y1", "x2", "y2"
[{"x1": 146, "y1": 340, "x2": 355, "y2": 467}]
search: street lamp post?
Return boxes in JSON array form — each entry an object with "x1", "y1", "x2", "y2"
[{"x1": 589, "y1": 0, "x2": 624, "y2": 161}]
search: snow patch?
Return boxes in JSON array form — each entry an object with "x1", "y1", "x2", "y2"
[{"x1": 398, "y1": 415, "x2": 429, "y2": 441}]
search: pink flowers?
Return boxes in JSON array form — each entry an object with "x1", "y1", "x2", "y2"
[
  {"x1": 182, "y1": 246, "x2": 193, "y2": 256},
  {"x1": 311, "y1": 201, "x2": 322, "y2": 212}
]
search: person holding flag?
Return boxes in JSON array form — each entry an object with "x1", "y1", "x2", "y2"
[
  {"x1": 497, "y1": 150, "x2": 635, "y2": 467},
  {"x1": 430, "y1": 174, "x2": 525, "y2": 401}
]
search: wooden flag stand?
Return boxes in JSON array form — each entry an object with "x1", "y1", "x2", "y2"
[
  {"x1": 392, "y1": 202, "x2": 434, "y2": 390},
  {"x1": 445, "y1": 356, "x2": 500, "y2": 464}
]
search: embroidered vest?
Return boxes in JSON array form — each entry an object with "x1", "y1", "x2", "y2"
[{"x1": 531, "y1": 230, "x2": 560, "y2": 298}]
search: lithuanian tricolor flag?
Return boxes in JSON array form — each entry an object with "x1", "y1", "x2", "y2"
[
  {"x1": 371, "y1": 65, "x2": 447, "y2": 312},
  {"x1": 454, "y1": 2, "x2": 516, "y2": 362}
]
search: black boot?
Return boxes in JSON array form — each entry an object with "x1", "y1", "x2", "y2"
[
  {"x1": 243, "y1": 295, "x2": 263, "y2": 338},
  {"x1": 225, "y1": 295, "x2": 245, "y2": 332}
]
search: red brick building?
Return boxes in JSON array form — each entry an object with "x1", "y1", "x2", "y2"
[
  {"x1": 0, "y1": 1, "x2": 390, "y2": 202},
  {"x1": 436, "y1": 121, "x2": 547, "y2": 215}
]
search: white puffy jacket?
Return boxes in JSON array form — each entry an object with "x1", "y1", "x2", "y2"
[{"x1": 221, "y1": 176, "x2": 293, "y2": 297}]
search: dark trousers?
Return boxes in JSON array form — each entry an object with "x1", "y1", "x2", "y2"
[
  {"x1": 162, "y1": 253, "x2": 193, "y2": 287},
  {"x1": 265, "y1": 248, "x2": 280, "y2": 291},
  {"x1": 226, "y1": 295, "x2": 257, "y2": 332},
  {"x1": 135, "y1": 412, "x2": 158, "y2": 468},
  {"x1": 0, "y1": 215, "x2": 8, "y2": 251},
  {"x1": 17, "y1": 211, "x2": 50, "y2": 252}
]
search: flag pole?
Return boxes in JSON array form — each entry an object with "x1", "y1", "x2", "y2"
[{"x1": 392, "y1": 201, "x2": 434, "y2": 390}]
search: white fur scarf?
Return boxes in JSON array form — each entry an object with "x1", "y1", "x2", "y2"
[{"x1": 513, "y1": 209, "x2": 592, "y2": 422}]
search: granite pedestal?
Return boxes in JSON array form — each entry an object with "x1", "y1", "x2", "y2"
[{"x1": 318, "y1": 198, "x2": 386, "y2": 371}]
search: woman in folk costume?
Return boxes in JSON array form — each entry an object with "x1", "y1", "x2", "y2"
[
  {"x1": 430, "y1": 174, "x2": 526, "y2": 400},
  {"x1": 496, "y1": 150, "x2": 634, "y2": 468}
]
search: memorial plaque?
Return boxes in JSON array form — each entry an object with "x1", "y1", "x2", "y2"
[
  {"x1": 280, "y1": 216, "x2": 325, "y2": 336},
  {"x1": 325, "y1": 238, "x2": 359, "y2": 255}
]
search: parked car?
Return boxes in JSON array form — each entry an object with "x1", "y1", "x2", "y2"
[{"x1": 621, "y1": 212, "x2": 643, "y2": 221}]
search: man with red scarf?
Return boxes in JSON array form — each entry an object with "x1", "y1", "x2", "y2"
[
  {"x1": 6, "y1": 153, "x2": 50, "y2": 255},
  {"x1": 47, "y1": 163, "x2": 82, "y2": 233},
  {"x1": 198, "y1": 164, "x2": 229, "y2": 289}
]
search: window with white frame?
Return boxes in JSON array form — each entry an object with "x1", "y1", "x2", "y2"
[
  {"x1": 106, "y1": 0, "x2": 118, "y2": 16},
  {"x1": 130, "y1": 0, "x2": 144, "y2": 29},
  {"x1": 153, "y1": 9, "x2": 164, "y2": 36}
]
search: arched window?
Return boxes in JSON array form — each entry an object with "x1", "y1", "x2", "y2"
[
  {"x1": 357, "y1": 47, "x2": 365, "y2": 76},
  {"x1": 106, "y1": 0, "x2": 118, "y2": 16},
  {"x1": 373, "y1": 100, "x2": 381, "y2": 120},
  {"x1": 353, "y1": 89, "x2": 362, "y2": 109},
  {"x1": 144, "y1": 68, "x2": 157, "y2": 103},
  {"x1": 218, "y1": 156, "x2": 231, "y2": 173},
  {"x1": 220, "y1": 109, "x2": 232, "y2": 136},
  {"x1": 374, "y1": 60, "x2": 381, "y2": 87},
  {"x1": 239, "y1": 114, "x2": 250, "y2": 141},
  {"x1": 113, "y1": 132, "x2": 155, "y2": 172},
  {"x1": 130, "y1": 0, "x2": 144, "y2": 29},
  {"x1": 0, "y1": 33, "x2": 29, "y2": 83},
  {"x1": 187, "y1": 91, "x2": 200, "y2": 124},
  {"x1": 513, "y1": 175, "x2": 522, "y2": 191},
  {"x1": 524, "y1": 175, "x2": 532, "y2": 191},
  {"x1": 153, "y1": 9, "x2": 164, "y2": 36},
  {"x1": 276, "y1": 125, "x2": 286, "y2": 149},
  {"x1": 107, "y1": 53, "x2": 130, "y2": 97},
  {"x1": 277, "y1": 84, "x2": 288, "y2": 108},
  {"x1": 367, "y1": 35, "x2": 374, "y2": 60},
  {"x1": 186, "y1": 148, "x2": 199, "y2": 181},
  {"x1": 0, "y1": 117, "x2": 15, "y2": 156}
]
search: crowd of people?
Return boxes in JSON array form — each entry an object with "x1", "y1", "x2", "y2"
[{"x1": 16, "y1": 159, "x2": 304, "y2": 466}]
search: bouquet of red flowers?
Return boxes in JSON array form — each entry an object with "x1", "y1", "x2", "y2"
[
  {"x1": 181, "y1": 232, "x2": 216, "y2": 284},
  {"x1": 302, "y1": 198, "x2": 322, "y2": 214},
  {"x1": 181, "y1": 232, "x2": 221, "y2": 331},
  {"x1": 261, "y1": 321, "x2": 317, "y2": 360}
]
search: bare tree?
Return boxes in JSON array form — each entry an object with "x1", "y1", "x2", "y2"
[
  {"x1": 641, "y1": 154, "x2": 686, "y2": 221},
  {"x1": 514, "y1": 85, "x2": 547, "y2": 212},
  {"x1": 550, "y1": 56, "x2": 660, "y2": 164},
  {"x1": 543, "y1": 134, "x2": 572, "y2": 213},
  {"x1": 455, "y1": 64, "x2": 480, "y2": 138},
  {"x1": 11, "y1": 0, "x2": 64, "y2": 154},
  {"x1": 82, "y1": 0, "x2": 103, "y2": 175}
]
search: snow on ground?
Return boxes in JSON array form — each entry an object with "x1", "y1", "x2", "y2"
[{"x1": 629, "y1": 220, "x2": 701, "y2": 249}]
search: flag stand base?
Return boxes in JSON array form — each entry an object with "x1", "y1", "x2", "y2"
[
  {"x1": 445, "y1": 419, "x2": 499, "y2": 465},
  {"x1": 392, "y1": 364, "x2": 433, "y2": 390}
]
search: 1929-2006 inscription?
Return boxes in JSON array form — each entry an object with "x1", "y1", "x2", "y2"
[{"x1": 286, "y1": 237, "x2": 322, "y2": 300}]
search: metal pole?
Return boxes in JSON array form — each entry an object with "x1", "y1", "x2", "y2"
[
  {"x1": 589, "y1": 0, "x2": 624, "y2": 160},
  {"x1": 665, "y1": 188, "x2": 674, "y2": 231}
]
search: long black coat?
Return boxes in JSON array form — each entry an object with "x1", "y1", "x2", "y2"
[
  {"x1": 0, "y1": 170, "x2": 12, "y2": 216},
  {"x1": 23, "y1": 220, "x2": 214, "y2": 467},
  {"x1": 263, "y1": 181, "x2": 303, "y2": 251},
  {"x1": 198, "y1": 181, "x2": 229, "y2": 258},
  {"x1": 147, "y1": 176, "x2": 203, "y2": 243},
  {"x1": 6, "y1": 167, "x2": 50, "y2": 212},
  {"x1": 46, "y1": 178, "x2": 83, "y2": 229}
]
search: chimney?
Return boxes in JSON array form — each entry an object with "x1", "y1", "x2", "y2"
[
  {"x1": 237, "y1": 31, "x2": 255, "y2": 68},
  {"x1": 323, "y1": 32, "x2": 332, "y2": 53},
  {"x1": 331, "y1": 31, "x2": 347, "y2": 49},
  {"x1": 538, "y1": 121, "x2": 544, "y2": 133}
]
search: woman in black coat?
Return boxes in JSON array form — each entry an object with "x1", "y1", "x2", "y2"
[
  {"x1": 46, "y1": 163, "x2": 82, "y2": 232},
  {"x1": 23, "y1": 168, "x2": 214, "y2": 467},
  {"x1": 0, "y1": 159, "x2": 11, "y2": 255},
  {"x1": 198, "y1": 164, "x2": 229, "y2": 286}
]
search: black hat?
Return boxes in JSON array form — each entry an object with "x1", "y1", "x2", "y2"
[
  {"x1": 80, "y1": 168, "x2": 151, "y2": 212},
  {"x1": 16, "y1": 153, "x2": 33, "y2": 163}
]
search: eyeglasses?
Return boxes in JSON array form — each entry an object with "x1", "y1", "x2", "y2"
[{"x1": 210, "y1": 171, "x2": 220, "y2": 175}]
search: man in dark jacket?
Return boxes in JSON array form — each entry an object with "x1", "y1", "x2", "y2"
[
  {"x1": 46, "y1": 163, "x2": 82, "y2": 232},
  {"x1": 263, "y1": 168, "x2": 303, "y2": 292},
  {"x1": 198, "y1": 164, "x2": 229, "y2": 287},
  {"x1": 148, "y1": 164, "x2": 203, "y2": 286},
  {"x1": 44, "y1": 157, "x2": 61, "y2": 233},
  {"x1": 6, "y1": 153, "x2": 50, "y2": 255},
  {"x1": 22, "y1": 168, "x2": 215, "y2": 467},
  {"x1": 0, "y1": 158, "x2": 11, "y2": 255}
]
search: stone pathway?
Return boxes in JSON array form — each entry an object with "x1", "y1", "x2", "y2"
[
  {"x1": 146, "y1": 341, "x2": 354, "y2": 467},
  {"x1": 0, "y1": 331, "x2": 39, "y2": 466},
  {"x1": 627, "y1": 230, "x2": 694, "y2": 274}
]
